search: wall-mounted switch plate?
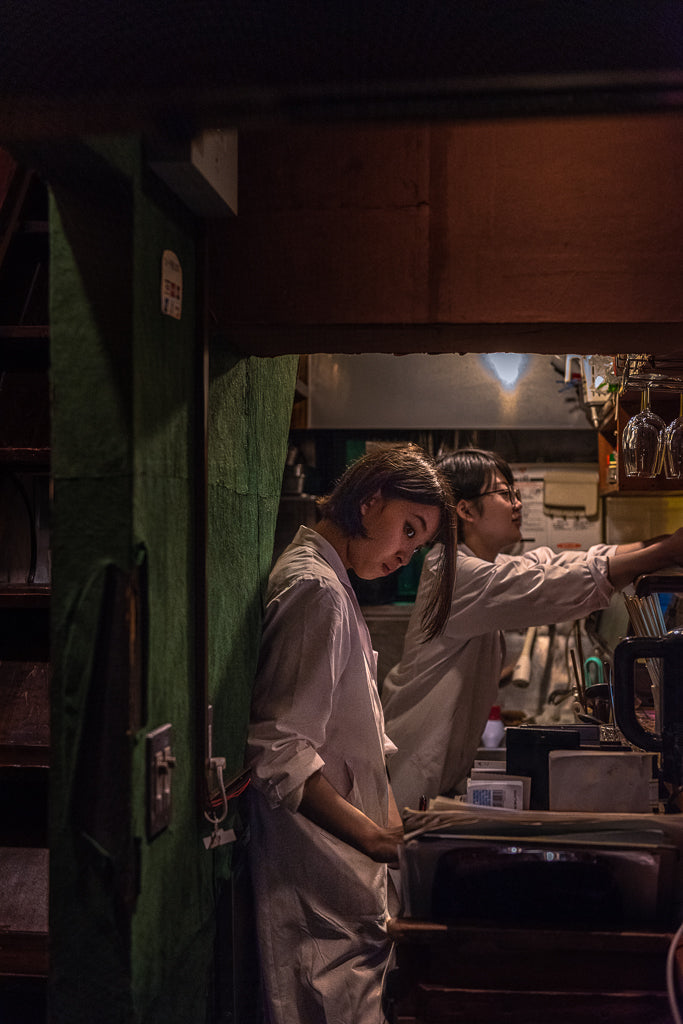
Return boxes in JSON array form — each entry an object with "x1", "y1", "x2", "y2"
[{"x1": 146, "y1": 724, "x2": 176, "y2": 839}]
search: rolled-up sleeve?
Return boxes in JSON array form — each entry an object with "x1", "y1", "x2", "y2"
[
  {"x1": 246, "y1": 577, "x2": 352, "y2": 810},
  {"x1": 444, "y1": 544, "x2": 617, "y2": 637}
]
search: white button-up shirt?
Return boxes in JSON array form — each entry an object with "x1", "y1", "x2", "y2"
[
  {"x1": 246, "y1": 525, "x2": 396, "y2": 1024},
  {"x1": 382, "y1": 541, "x2": 616, "y2": 811}
]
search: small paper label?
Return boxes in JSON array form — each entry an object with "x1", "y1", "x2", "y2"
[
  {"x1": 161, "y1": 249, "x2": 182, "y2": 320},
  {"x1": 202, "y1": 827, "x2": 236, "y2": 850}
]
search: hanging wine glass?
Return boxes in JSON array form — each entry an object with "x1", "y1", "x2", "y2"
[
  {"x1": 663, "y1": 394, "x2": 683, "y2": 480},
  {"x1": 621, "y1": 388, "x2": 666, "y2": 478}
]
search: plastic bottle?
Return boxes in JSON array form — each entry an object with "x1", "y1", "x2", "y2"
[{"x1": 481, "y1": 705, "x2": 505, "y2": 748}]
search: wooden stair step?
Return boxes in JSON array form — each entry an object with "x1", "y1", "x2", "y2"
[
  {"x1": 0, "y1": 847, "x2": 48, "y2": 978},
  {"x1": 0, "y1": 661, "x2": 49, "y2": 768}
]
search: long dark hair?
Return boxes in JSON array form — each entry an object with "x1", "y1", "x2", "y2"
[
  {"x1": 437, "y1": 448, "x2": 514, "y2": 541},
  {"x1": 318, "y1": 443, "x2": 456, "y2": 640}
]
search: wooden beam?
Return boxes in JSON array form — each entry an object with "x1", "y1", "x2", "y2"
[
  {"x1": 0, "y1": 2, "x2": 682, "y2": 141},
  {"x1": 215, "y1": 323, "x2": 683, "y2": 358}
]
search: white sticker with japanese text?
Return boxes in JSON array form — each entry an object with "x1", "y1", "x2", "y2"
[{"x1": 161, "y1": 249, "x2": 182, "y2": 320}]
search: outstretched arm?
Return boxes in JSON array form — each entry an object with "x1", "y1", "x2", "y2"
[{"x1": 607, "y1": 528, "x2": 683, "y2": 590}]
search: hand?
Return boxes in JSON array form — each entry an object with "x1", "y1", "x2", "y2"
[
  {"x1": 299, "y1": 771, "x2": 405, "y2": 866},
  {"x1": 363, "y1": 823, "x2": 405, "y2": 868},
  {"x1": 609, "y1": 528, "x2": 683, "y2": 590}
]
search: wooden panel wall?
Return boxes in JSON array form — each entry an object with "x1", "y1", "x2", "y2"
[
  {"x1": 208, "y1": 114, "x2": 683, "y2": 355},
  {"x1": 432, "y1": 115, "x2": 683, "y2": 324}
]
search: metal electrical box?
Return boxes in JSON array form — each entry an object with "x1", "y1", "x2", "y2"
[{"x1": 146, "y1": 723, "x2": 177, "y2": 838}]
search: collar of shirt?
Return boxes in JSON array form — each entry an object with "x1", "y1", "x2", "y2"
[
  {"x1": 291, "y1": 525, "x2": 379, "y2": 678},
  {"x1": 291, "y1": 524, "x2": 353, "y2": 592}
]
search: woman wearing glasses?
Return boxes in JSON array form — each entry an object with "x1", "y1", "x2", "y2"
[{"x1": 381, "y1": 447, "x2": 683, "y2": 813}]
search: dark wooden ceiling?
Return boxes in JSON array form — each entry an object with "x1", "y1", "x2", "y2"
[
  {"x1": 4, "y1": 2, "x2": 681, "y2": 360},
  {"x1": 0, "y1": 1, "x2": 682, "y2": 142}
]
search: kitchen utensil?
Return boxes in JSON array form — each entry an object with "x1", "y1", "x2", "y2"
[
  {"x1": 512, "y1": 625, "x2": 536, "y2": 687},
  {"x1": 584, "y1": 656, "x2": 604, "y2": 688},
  {"x1": 570, "y1": 647, "x2": 586, "y2": 709},
  {"x1": 584, "y1": 681, "x2": 612, "y2": 724},
  {"x1": 574, "y1": 709, "x2": 605, "y2": 726},
  {"x1": 622, "y1": 591, "x2": 667, "y2": 732}
]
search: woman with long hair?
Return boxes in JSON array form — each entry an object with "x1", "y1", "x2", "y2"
[{"x1": 382, "y1": 446, "x2": 683, "y2": 813}]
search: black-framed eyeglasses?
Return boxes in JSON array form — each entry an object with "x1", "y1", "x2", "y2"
[{"x1": 478, "y1": 486, "x2": 522, "y2": 505}]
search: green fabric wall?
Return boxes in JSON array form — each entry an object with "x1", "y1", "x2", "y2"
[{"x1": 49, "y1": 137, "x2": 297, "y2": 1023}]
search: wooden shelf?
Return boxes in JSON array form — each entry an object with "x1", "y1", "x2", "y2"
[{"x1": 596, "y1": 388, "x2": 683, "y2": 493}]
